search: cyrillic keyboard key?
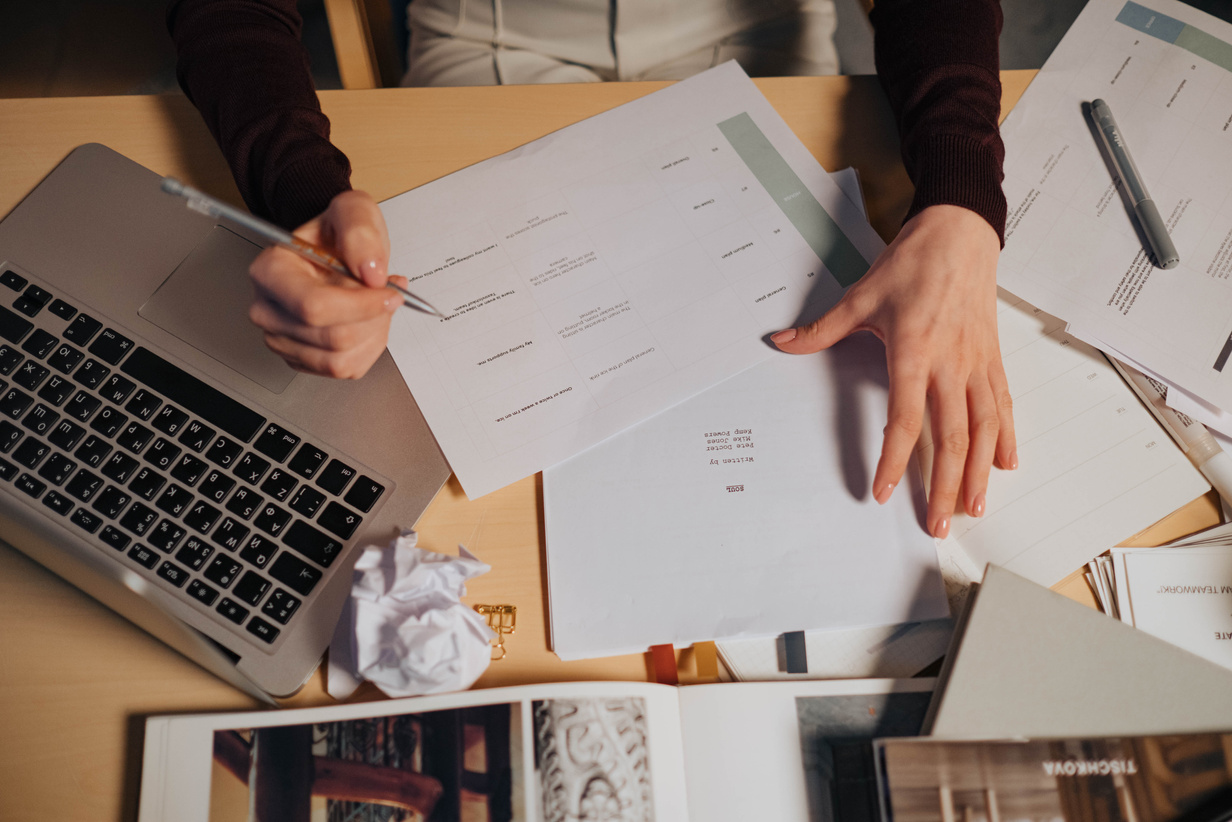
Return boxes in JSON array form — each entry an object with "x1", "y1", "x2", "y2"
[
  {"x1": 0, "y1": 420, "x2": 21, "y2": 452},
  {"x1": 100, "y1": 451, "x2": 139, "y2": 484},
  {"x1": 100, "y1": 374, "x2": 136, "y2": 405},
  {"x1": 38, "y1": 375, "x2": 73, "y2": 406},
  {"x1": 12, "y1": 438, "x2": 49, "y2": 469},
  {"x1": 63, "y1": 313, "x2": 102, "y2": 345},
  {"x1": 147, "y1": 519, "x2": 186, "y2": 553},
  {"x1": 0, "y1": 344, "x2": 21, "y2": 374},
  {"x1": 125, "y1": 388, "x2": 161, "y2": 420},
  {"x1": 225, "y1": 486, "x2": 262, "y2": 520},
  {"x1": 119, "y1": 501, "x2": 158, "y2": 536},
  {"x1": 233, "y1": 571, "x2": 271, "y2": 607},
  {"x1": 89, "y1": 406, "x2": 126, "y2": 438},
  {"x1": 155, "y1": 483, "x2": 193, "y2": 517},
  {"x1": 203, "y1": 555, "x2": 242, "y2": 588},
  {"x1": 268, "y1": 552, "x2": 322, "y2": 596},
  {"x1": 239, "y1": 533, "x2": 277, "y2": 568},
  {"x1": 0, "y1": 387, "x2": 33, "y2": 419},
  {"x1": 74, "y1": 359, "x2": 109, "y2": 389},
  {"x1": 144, "y1": 438, "x2": 181, "y2": 471},
  {"x1": 47, "y1": 419, "x2": 85, "y2": 451},
  {"x1": 183, "y1": 499, "x2": 220, "y2": 533},
  {"x1": 170, "y1": 453, "x2": 207, "y2": 486},
  {"x1": 253, "y1": 502, "x2": 291, "y2": 537},
  {"x1": 262, "y1": 589, "x2": 301, "y2": 624},
  {"x1": 22, "y1": 403, "x2": 58, "y2": 436},
  {"x1": 281, "y1": 520, "x2": 343, "y2": 568},
  {"x1": 233, "y1": 451, "x2": 271, "y2": 485},
  {"x1": 287, "y1": 443, "x2": 328, "y2": 479},
  {"x1": 176, "y1": 537, "x2": 214, "y2": 571},
  {"x1": 74, "y1": 435, "x2": 110, "y2": 468},
  {"x1": 212, "y1": 517, "x2": 249, "y2": 552},
  {"x1": 12, "y1": 360, "x2": 49, "y2": 391},
  {"x1": 116, "y1": 421, "x2": 153, "y2": 453},
  {"x1": 288, "y1": 484, "x2": 325, "y2": 518},
  {"x1": 120, "y1": 347, "x2": 265, "y2": 442},
  {"x1": 206, "y1": 435, "x2": 242, "y2": 468},
  {"x1": 37, "y1": 452, "x2": 75, "y2": 485},
  {"x1": 260, "y1": 468, "x2": 297, "y2": 502},
  {"x1": 65, "y1": 468, "x2": 103, "y2": 502},
  {"x1": 152, "y1": 404, "x2": 188, "y2": 436},
  {"x1": 47, "y1": 343, "x2": 83, "y2": 374},
  {"x1": 91, "y1": 485, "x2": 131, "y2": 519},
  {"x1": 128, "y1": 467, "x2": 165, "y2": 500},
  {"x1": 21, "y1": 329, "x2": 57, "y2": 359},
  {"x1": 66, "y1": 391, "x2": 101, "y2": 422},
  {"x1": 199, "y1": 470, "x2": 235, "y2": 503}
]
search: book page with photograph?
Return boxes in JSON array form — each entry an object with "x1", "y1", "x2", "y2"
[{"x1": 138, "y1": 681, "x2": 688, "y2": 822}]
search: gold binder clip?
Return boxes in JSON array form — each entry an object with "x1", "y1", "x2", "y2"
[{"x1": 475, "y1": 604, "x2": 516, "y2": 660}]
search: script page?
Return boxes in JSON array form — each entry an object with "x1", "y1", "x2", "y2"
[
  {"x1": 997, "y1": 0, "x2": 1232, "y2": 410},
  {"x1": 381, "y1": 61, "x2": 883, "y2": 498}
]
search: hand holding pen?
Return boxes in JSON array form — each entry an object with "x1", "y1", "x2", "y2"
[{"x1": 163, "y1": 181, "x2": 439, "y2": 379}]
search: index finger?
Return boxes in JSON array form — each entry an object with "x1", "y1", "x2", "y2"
[{"x1": 250, "y1": 246, "x2": 399, "y2": 328}]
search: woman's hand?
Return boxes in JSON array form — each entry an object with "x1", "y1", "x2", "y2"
[{"x1": 771, "y1": 204, "x2": 1016, "y2": 538}]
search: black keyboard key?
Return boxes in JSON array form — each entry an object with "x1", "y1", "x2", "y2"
[
  {"x1": 42, "y1": 490, "x2": 73, "y2": 516},
  {"x1": 253, "y1": 502, "x2": 292, "y2": 537},
  {"x1": 63, "y1": 314, "x2": 102, "y2": 345},
  {"x1": 282, "y1": 520, "x2": 343, "y2": 567},
  {"x1": 1, "y1": 270, "x2": 26, "y2": 291},
  {"x1": 66, "y1": 391, "x2": 101, "y2": 422},
  {"x1": 155, "y1": 483, "x2": 193, "y2": 517},
  {"x1": 23, "y1": 285, "x2": 51, "y2": 309},
  {"x1": 268, "y1": 552, "x2": 322, "y2": 596},
  {"x1": 38, "y1": 374, "x2": 73, "y2": 406},
  {"x1": 0, "y1": 387, "x2": 32, "y2": 419},
  {"x1": 12, "y1": 437, "x2": 49, "y2": 469},
  {"x1": 88, "y1": 328, "x2": 134, "y2": 365},
  {"x1": 127, "y1": 545, "x2": 159, "y2": 569},
  {"x1": 0, "y1": 345, "x2": 20, "y2": 374},
  {"x1": 148, "y1": 519, "x2": 186, "y2": 553},
  {"x1": 37, "y1": 452, "x2": 75, "y2": 486},
  {"x1": 253, "y1": 423, "x2": 300, "y2": 462},
  {"x1": 262, "y1": 589, "x2": 301, "y2": 624},
  {"x1": 206, "y1": 435, "x2": 242, "y2": 468},
  {"x1": 47, "y1": 343, "x2": 83, "y2": 375},
  {"x1": 100, "y1": 374, "x2": 136, "y2": 405},
  {"x1": 21, "y1": 329, "x2": 57, "y2": 360},
  {"x1": 74, "y1": 359, "x2": 109, "y2": 390},
  {"x1": 288, "y1": 484, "x2": 325, "y2": 518},
  {"x1": 125, "y1": 389, "x2": 161, "y2": 420},
  {"x1": 47, "y1": 419, "x2": 85, "y2": 451},
  {"x1": 216, "y1": 598, "x2": 248, "y2": 624},
  {"x1": 178, "y1": 419, "x2": 215, "y2": 453},
  {"x1": 74, "y1": 435, "x2": 110, "y2": 467},
  {"x1": 316, "y1": 458, "x2": 357, "y2": 494},
  {"x1": 0, "y1": 305, "x2": 33, "y2": 344},
  {"x1": 0, "y1": 457, "x2": 16, "y2": 481},
  {"x1": 144, "y1": 437, "x2": 181, "y2": 471},
  {"x1": 233, "y1": 571, "x2": 271, "y2": 607},
  {"x1": 65, "y1": 468, "x2": 103, "y2": 502},
  {"x1": 70, "y1": 507, "x2": 103, "y2": 533},
  {"x1": 15, "y1": 472, "x2": 46, "y2": 498},
  {"x1": 11, "y1": 295, "x2": 42, "y2": 318},
  {"x1": 246, "y1": 617, "x2": 280, "y2": 644},
  {"x1": 212, "y1": 517, "x2": 250, "y2": 552},
  {"x1": 203, "y1": 555, "x2": 242, "y2": 588},
  {"x1": 260, "y1": 468, "x2": 297, "y2": 502},
  {"x1": 116, "y1": 421, "x2": 153, "y2": 453},
  {"x1": 344, "y1": 476, "x2": 385, "y2": 513},
  {"x1": 170, "y1": 453, "x2": 207, "y2": 486},
  {"x1": 176, "y1": 536, "x2": 214, "y2": 571},
  {"x1": 121, "y1": 347, "x2": 265, "y2": 442},
  {"x1": 119, "y1": 501, "x2": 158, "y2": 537},
  {"x1": 225, "y1": 486, "x2": 262, "y2": 520},
  {"x1": 22, "y1": 403, "x2": 58, "y2": 436},
  {"x1": 126, "y1": 467, "x2": 164, "y2": 502},
  {"x1": 48, "y1": 299, "x2": 76, "y2": 321},
  {"x1": 100, "y1": 451, "x2": 139, "y2": 484},
  {"x1": 233, "y1": 451, "x2": 271, "y2": 486},
  {"x1": 0, "y1": 420, "x2": 20, "y2": 452},
  {"x1": 287, "y1": 443, "x2": 328, "y2": 479},
  {"x1": 99, "y1": 525, "x2": 130, "y2": 552},
  {"x1": 199, "y1": 469, "x2": 235, "y2": 503},
  {"x1": 12, "y1": 360, "x2": 49, "y2": 390},
  {"x1": 239, "y1": 533, "x2": 277, "y2": 568},
  {"x1": 183, "y1": 499, "x2": 221, "y2": 533},
  {"x1": 91, "y1": 485, "x2": 131, "y2": 519},
  {"x1": 156, "y1": 561, "x2": 190, "y2": 588},
  {"x1": 151, "y1": 404, "x2": 188, "y2": 436},
  {"x1": 186, "y1": 579, "x2": 218, "y2": 607},
  {"x1": 89, "y1": 406, "x2": 126, "y2": 438}
]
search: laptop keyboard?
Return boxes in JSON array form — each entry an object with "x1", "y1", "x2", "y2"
[{"x1": 0, "y1": 266, "x2": 391, "y2": 652}]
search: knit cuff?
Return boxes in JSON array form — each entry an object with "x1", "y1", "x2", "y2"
[
  {"x1": 268, "y1": 152, "x2": 353, "y2": 230},
  {"x1": 905, "y1": 133, "x2": 1007, "y2": 247}
]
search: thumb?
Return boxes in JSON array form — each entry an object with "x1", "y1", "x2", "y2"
[
  {"x1": 320, "y1": 190, "x2": 391, "y2": 288},
  {"x1": 770, "y1": 298, "x2": 861, "y2": 354}
]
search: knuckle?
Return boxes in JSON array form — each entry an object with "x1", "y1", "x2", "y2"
[
  {"x1": 939, "y1": 429, "x2": 970, "y2": 457},
  {"x1": 973, "y1": 415, "x2": 1000, "y2": 438},
  {"x1": 886, "y1": 414, "x2": 924, "y2": 440}
]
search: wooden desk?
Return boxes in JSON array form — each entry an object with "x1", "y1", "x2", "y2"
[{"x1": 0, "y1": 72, "x2": 1219, "y2": 822}]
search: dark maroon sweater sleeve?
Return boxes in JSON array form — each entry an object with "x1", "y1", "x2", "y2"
[
  {"x1": 870, "y1": 0, "x2": 1007, "y2": 243},
  {"x1": 167, "y1": 0, "x2": 351, "y2": 229}
]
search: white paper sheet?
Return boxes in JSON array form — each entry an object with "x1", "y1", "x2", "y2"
[
  {"x1": 1112, "y1": 545, "x2": 1232, "y2": 670},
  {"x1": 928, "y1": 291, "x2": 1209, "y2": 588},
  {"x1": 996, "y1": 0, "x2": 1232, "y2": 411},
  {"x1": 382, "y1": 61, "x2": 885, "y2": 498},
  {"x1": 544, "y1": 330, "x2": 948, "y2": 661}
]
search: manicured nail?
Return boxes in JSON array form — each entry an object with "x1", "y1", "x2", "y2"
[
  {"x1": 874, "y1": 481, "x2": 895, "y2": 504},
  {"x1": 1008, "y1": 449, "x2": 1019, "y2": 470},
  {"x1": 770, "y1": 328, "x2": 797, "y2": 345},
  {"x1": 384, "y1": 293, "x2": 401, "y2": 312},
  {"x1": 971, "y1": 493, "x2": 985, "y2": 517},
  {"x1": 932, "y1": 516, "x2": 950, "y2": 539},
  {"x1": 360, "y1": 258, "x2": 386, "y2": 285}
]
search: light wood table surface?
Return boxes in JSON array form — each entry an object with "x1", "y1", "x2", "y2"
[{"x1": 0, "y1": 71, "x2": 1220, "y2": 822}]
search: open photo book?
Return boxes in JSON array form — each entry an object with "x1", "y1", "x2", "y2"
[{"x1": 138, "y1": 677, "x2": 934, "y2": 822}]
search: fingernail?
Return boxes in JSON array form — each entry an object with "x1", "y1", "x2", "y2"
[
  {"x1": 770, "y1": 328, "x2": 797, "y2": 345},
  {"x1": 874, "y1": 481, "x2": 894, "y2": 504},
  {"x1": 361, "y1": 259, "x2": 387, "y2": 284},
  {"x1": 384, "y1": 293, "x2": 401, "y2": 312},
  {"x1": 1008, "y1": 449, "x2": 1019, "y2": 470},
  {"x1": 932, "y1": 516, "x2": 950, "y2": 539},
  {"x1": 971, "y1": 493, "x2": 985, "y2": 517}
]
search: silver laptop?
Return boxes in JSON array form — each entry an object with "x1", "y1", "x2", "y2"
[{"x1": 0, "y1": 143, "x2": 450, "y2": 700}]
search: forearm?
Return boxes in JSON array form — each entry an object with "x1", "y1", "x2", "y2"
[
  {"x1": 167, "y1": 0, "x2": 351, "y2": 228},
  {"x1": 871, "y1": 0, "x2": 1006, "y2": 243}
]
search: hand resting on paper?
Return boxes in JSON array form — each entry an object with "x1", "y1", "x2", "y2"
[
  {"x1": 771, "y1": 204, "x2": 1017, "y2": 539},
  {"x1": 248, "y1": 190, "x2": 402, "y2": 379}
]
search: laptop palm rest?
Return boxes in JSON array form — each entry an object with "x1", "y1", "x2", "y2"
[{"x1": 139, "y1": 225, "x2": 296, "y2": 394}]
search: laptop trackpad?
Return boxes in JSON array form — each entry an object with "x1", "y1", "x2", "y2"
[{"x1": 140, "y1": 226, "x2": 296, "y2": 394}]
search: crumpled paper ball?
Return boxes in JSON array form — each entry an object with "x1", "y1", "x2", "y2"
[{"x1": 327, "y1": 531, "x2": 495, "y2": 699}]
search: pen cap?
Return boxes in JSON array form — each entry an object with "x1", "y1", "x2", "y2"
[{"x1": 1135, "y1": 199, "x2": 1181, "y2": 269}]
